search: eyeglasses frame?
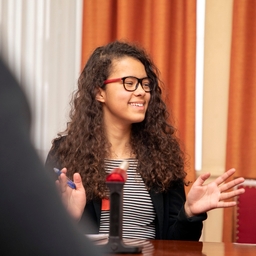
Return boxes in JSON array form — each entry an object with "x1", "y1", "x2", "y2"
[{"x1": 103, "y1": 76, "x2": 152, "y2": 92}]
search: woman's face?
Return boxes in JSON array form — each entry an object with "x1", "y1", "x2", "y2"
[{"x1": 96, "y1": 56, "x2": 151, "y2": 127}]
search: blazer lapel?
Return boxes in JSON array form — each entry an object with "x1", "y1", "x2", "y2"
[
  {"x1": 93, "y1": 199, "x2": 101, "y2": 228},
  {"x1": 149, "y1": 190, "x2": 164, "y2": 237}
]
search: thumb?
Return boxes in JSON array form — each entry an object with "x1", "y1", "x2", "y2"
[
  {"x1": 73, "y1": 173, "x2": 84, "y2": 190},
  {"x1": 193, "y1": 172, "x2": 211, "y2": 186}
]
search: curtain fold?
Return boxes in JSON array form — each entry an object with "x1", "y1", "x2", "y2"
[
  {"x1": 81, "y1": 0, "x2": 197, "y2": 188},
  {"x1": 223, "y1": 0, "x2": 256, "y2": 242}
]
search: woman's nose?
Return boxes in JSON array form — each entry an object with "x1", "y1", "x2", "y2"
[{"x1": 134, "y1": 82, "x2": 146, "y2": 95}]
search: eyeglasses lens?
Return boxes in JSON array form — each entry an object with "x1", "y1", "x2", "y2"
[{"x1": 123, "y1": 77, "x2": 151, "y2": 92}]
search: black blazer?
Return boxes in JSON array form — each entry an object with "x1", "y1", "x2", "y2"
[
  {"x1": 46, "y1": 138, "x2": 207, "y2": 241},
  {"x1": 77, "y1": 183, "x2": 207, "y2": 241}
]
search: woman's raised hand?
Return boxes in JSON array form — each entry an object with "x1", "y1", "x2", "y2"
[
  {"x1": 56, "y1": 168, "x2": 86, "y2": 221},
  {"x1": 184, "y1": 168, "x2": 245, "y2": 217}
]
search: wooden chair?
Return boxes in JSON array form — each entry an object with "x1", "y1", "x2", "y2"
[{"x1": 233, "y1": 179, "x2": 256, "y2": 243}]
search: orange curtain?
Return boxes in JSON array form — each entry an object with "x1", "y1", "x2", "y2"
[
  {"x1": 223, "y1": 0, "x2": 256, "y2": 242},
  {"x1": 81, "y1": 0, "x2": 197, "y2": 189}
]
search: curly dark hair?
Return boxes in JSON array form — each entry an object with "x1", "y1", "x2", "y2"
[{"x1": 50, "y1": 40, "x2": 186, "y2": 201}]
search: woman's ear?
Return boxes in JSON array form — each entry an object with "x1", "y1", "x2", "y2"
[{"x1": 95, "y1": 88, "x2": 105, "y2": 103}]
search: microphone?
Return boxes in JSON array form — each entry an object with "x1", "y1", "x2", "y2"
[{"x1": 101, "y1": 160, "x2": 142, "y2": 254}]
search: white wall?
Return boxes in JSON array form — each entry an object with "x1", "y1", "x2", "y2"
[
  {"x1": 200, "y1": 0, "x2": 233, "y2": 242},
  {"x1": 0, "y1": 0, "x2": 83, "y2": 161}
]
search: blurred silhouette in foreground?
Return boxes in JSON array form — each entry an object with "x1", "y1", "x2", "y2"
[{"x1": 0, "y1": 58, "x2": 101, "y2": 256}]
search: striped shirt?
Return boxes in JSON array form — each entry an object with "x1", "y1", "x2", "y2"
[{"x1": 99, "y1": 159, "x2": 156, "y2": 239}]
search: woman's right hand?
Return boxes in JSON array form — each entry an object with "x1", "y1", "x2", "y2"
[{"x1": 56, "y1": 168, "x2": 86, "y2": 221}]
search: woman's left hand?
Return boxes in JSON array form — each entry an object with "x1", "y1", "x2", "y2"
[{"x1": 184, "y1": 168, "x2": 245, "y2": 217}]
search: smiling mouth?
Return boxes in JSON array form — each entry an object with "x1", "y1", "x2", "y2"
[{"x1": 129, "y1": 103, "x2": 144, "y2": 107}]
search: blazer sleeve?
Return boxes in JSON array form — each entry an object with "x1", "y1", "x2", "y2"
[
  {"x1": 164, "y1": 182, "x2": 207, "y2": 240},
  {"x1": 44, "y1": 137, "x2": 66, "y2": 184}
]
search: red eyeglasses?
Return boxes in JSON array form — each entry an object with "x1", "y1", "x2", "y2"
[{"x1": 103, "y1": 76, "x2": 152, "y2": 92}]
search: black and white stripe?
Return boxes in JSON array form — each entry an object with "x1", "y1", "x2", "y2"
[{"x1": 99, "y1": 159, "x2": 156, "y2": 239}]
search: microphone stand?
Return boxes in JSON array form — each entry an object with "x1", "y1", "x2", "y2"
[{"x1": 101, "y1": 180, "x2": 142, "y2": 254}]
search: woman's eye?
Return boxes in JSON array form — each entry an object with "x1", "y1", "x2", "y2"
[{"x1": 125, "y1": 81, "x2": 135, "y2": 86}]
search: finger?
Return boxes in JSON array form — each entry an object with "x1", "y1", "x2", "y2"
[
  {"x1": 216, "y1": 201, "x2": 237, "y2": 208},
  {"x1": 55, "y1": 180, "x2": 60, "y2": 187},
  {"x1": 55, "y1": 180, "x2": 60, "y2": 191},
  {"x1": 59, "y1": 173, "x2": 68, "y2": 193},
  {"x1": 219, "y1": 188, "x2": 245, "y2": 201},
  {"x1": 219, "y1": 177, "x2": 245, "y2": 192},
  {"x1": 73, "y1": 173, "x2": 85, "y2": 191},
  {"x1": 61, "y1": 167, "x2": 67, "y2": 174},
  {"x1": 214, "y1": 168, "x2": 236, "y2": 186},
  {"x1": 55, "y1": 180, "x2": 64, "y2": 196},
  {"x1": 193, "y1": 172, "x2": 211, "y2": 186}
]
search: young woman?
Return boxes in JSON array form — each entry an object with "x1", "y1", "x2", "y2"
[{"x1": 45, "y1": 41, "x2": 244, "y2": 240}]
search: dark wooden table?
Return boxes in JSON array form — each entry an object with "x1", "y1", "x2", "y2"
[{"x1": 100, "y1": 239, "x2": 256, "y2": 255}]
